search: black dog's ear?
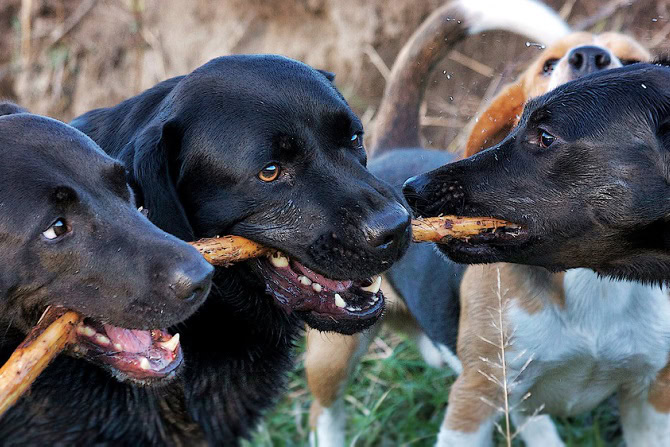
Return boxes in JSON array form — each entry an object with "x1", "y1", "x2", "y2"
[
  {"x1": 0, "y1": 101, "x2": 28, "y2": 116},
  {"x1": 317, "y1": 70, "x2": 336, "y2": 82},
  {"x1": 131, "y1": 121, "x2": 195, "y2": 241}
]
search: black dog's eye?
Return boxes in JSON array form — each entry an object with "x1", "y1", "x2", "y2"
[
  {"x1": 42, "y1": 219, "x2": 69, "y2": 240},
  {"x1": 258, "y1": 163, "x2": 280, "y2": 182},
  {"x1": 350, "y1": 133, "x2": 363, "y2": 148},
  {"x1": 542, "y1": 58, "x2": 559, "y2": 74},
  {"x1": 539, "y1": 131, "x2": 556, "y2": 148}
]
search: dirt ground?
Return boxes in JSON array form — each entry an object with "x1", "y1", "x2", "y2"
[{"x1": 1, "y1": 0, "x2": 670, "y2": 151}]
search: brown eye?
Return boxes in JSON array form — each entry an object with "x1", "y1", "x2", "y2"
[
  {"x1": 258, "y1": 163, "x2": 280, "y2": 182},
  {"x1": 542, "y1": 58, "x2": 559, "y2": 74},
  {"x1": 539, "y1": 131, "x2": 555, "y2": 148},
  {"x1": 43, "y1": 219, "x2": 69, "y2": 240}
]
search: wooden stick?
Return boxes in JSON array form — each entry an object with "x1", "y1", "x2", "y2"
[
  {"x1": 188, "y1": 216, "x2": 520, "y2": 263},
  {"x1": 0, "y1": 308, "x2": 81, "y2": 417},
  {"x1": 189, "y1": 235, "x2": 271, "y2": 266},
  {"x1": 412, "y1": 216, "x2": 519, "y2": 243}
]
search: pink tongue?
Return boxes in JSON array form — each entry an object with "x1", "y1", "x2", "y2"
[
  {"x1": 294, "y1": 262, "x2": 353, "y2": 292},
  {"x1": 103, "y1": 325, "x2": 153, "y2": 353}
]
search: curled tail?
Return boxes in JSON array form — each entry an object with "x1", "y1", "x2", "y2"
[{"x1": 369, "y1": 0, "x2": 570, "y2": 156}]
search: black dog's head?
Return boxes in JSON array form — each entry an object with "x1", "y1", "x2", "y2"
[
  {"x1": 75, "y1": 55, "x2": 411, "y2": 334},
  {"x1": 404, "y1": 63, "x2": 670, "y2": 284},
  {"x1": 0, "y1": 109, "x2": 213, "y2": 383}
]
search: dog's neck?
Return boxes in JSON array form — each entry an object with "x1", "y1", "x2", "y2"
[
  {"x1": 180, "y1": 267, "x2": 301, "y2": 443},
  {"x1": 503, "y1": 264, "x2": 655, "y2": 315}
]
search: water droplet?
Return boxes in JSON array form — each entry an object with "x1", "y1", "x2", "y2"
[
  {"x1": 641, "y1": 83, "x2": 647, "y2": 89},
  {"x1": 652, "y1": 18, "x2": 658, "y2": 22},
  {"x1": 449, "y1": 96, "x2": 454, "y2": 101},
  {"x1": 525, "y1": 42, "x2": 546, "y2": 50}
]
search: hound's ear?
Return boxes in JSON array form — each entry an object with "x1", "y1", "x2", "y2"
[
  {"x1": 131, "y1": 121, "x2": 195, "y2": 241},
  {"x1": 317, "y1": 70, "x2": 336, "y2": 82},
  {"x1": 464, "y1": 81, "x2": 527, "y2": 158}
]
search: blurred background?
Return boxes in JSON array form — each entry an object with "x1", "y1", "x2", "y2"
[
  {"x1": 3, "y1": 1, "x2": 670, "y2": 445},
  {"x1": 2, "y1": 0, "x2": 669, "y2": 152}
]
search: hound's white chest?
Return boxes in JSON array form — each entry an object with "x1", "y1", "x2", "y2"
[{"x1": 506, "y1": 269, "x2": 670, "y2": 416}]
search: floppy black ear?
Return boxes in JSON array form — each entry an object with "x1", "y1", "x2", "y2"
[
  {"x1": 317, "y1": 69, "x2": 336, "y2": 82},
  {"x1": 131, "y1": 121, "x2": 195, "y2": 241},
  {"x1": 0, "y1": 102, "x2": 28, "y2": 117}
]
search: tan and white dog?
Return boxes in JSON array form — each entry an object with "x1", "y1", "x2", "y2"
[{"x1": 306, "y1": 0, "x2": 656, "y2": 446}]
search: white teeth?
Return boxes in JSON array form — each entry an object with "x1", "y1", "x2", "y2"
[
  {"x1": 362, "y1": 275, "x2": 382, "y2": 294},
  {"x1": 270, "y1": 252, "x2": 289, "y2": 268},
  {"x1": 334, "y1": 293, "x2": 346, "y2": 308},
  {"x1": 160, "y1": 333, "x2": 180, "y2": 352},
  {"x1": 114, "y1": 343, "x2": 123, "y2": 351},
  {"x1": 312, "y1": 283, "x2": 323, "y2": 293},
  {"x1": 372, "y1": 294, "x2": 380, "y2": 303},
  {"x1": 299, "y1": 275, "x2": 313, "y2": 286},
  {"x1": 95, "y1": 334, "x2": 111, "y2": 345},
  {"x1": 77, "y1": 326, "x2": 96, "y2": 337},
  {"x1": 139, "y1": 357, "x2": 151, "y2": 370}
]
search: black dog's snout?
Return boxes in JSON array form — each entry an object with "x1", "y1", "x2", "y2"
[
  {"x1": 568, "y1": 45, "x2": 612, "y2": 75},
  {"x1": 363, "y1": 203, "x2": 411, "y2": 252},
  {"x1": 170, "y1": 258, "x2": 214, "y2": 303}
]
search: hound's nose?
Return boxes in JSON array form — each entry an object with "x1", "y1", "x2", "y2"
[
  {"x1": 567, "y1": 45, "x2": 612, "y2": 75},
  {"x1": 402, "y1": 174, "x2": 431, "y2": 214},
  {"x1": 170, "y1": 258, "x2": 214, "y2": 303},
  {"x1": 363, "y1": 202, "x2": 411, "y2": 253}
]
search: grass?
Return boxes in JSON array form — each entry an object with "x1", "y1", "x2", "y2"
[{"x1": 242, "y1": 329, "x2": 622, "y2": 447}]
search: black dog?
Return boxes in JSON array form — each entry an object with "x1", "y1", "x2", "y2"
[
  {"x1": 404, "y1": 61, "x2": 670, "y2": 284},
  {"x1": 0, "y1": 105, "x2": 214, "y2": 444},
  {"x1": 71, "y1": 54, "x2": 411, "y2": 443}
]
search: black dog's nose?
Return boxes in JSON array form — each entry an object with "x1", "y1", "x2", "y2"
[
  {"x1": 364, "y1": 203, "x2": 411, "y2": 251},
  {"x1": 170, "y1": 258, "x2": 214, "y2": 303},
  {"x1": 567, "y1": 45, "x2": 612, "y2": 75},
  {"x1": 402, "y1": 174, "x2": 430, "y2": 213}
]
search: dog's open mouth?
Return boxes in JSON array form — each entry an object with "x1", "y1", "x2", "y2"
[
  {"x1": 254, "y1": 251, "x2": 384, "y2": 332},
  {"x1": 71, "y1": 318, "x2": 182, "y2": 384}
]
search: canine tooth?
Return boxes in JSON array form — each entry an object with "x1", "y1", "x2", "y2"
[
  {"x1": 312, "y1": 283, "x2": 322, "y2": 293},
  {"x1": 77, "y1": 326, "x2": 96, "y2": 337},
  {"x1": 95, "y1": 334, "x2": 111, "y2": 345},
  {"x1": 160, "y1": 333, "x2": 180, "y2": 352},
  {"x1": 270, "y1": 252, "x2": 289, "y2": 268},
  {"x1": 346, "y1": 306, "x2": 356, "y2": 312},
  {"x1": 334, "y1": 293, "x2": 346, "y2": 308},
  {"x1": 139, "y1": 357, "x2": 151, "y2": 370},
  {"x1": 114, "y1": 343, "x2": 123, "y2": 351},
  {"x1": 299, "y1": 275, "x2": 312, "y2": 286},
  {"x1": 362, "y1": 275, "x2": 382, "y2": 294}
]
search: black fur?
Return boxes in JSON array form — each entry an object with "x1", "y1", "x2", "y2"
[
  {"x1": 70, "y1": 55, "x2": 411, "y2": 444},
  {"x1": 404, "y1": 62, "x2": 670, "y2": 284},
  {"x1": 0, "y1": 106, "x2": 213, "y2": 444}
]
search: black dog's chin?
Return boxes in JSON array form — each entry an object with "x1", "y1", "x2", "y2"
[
  {"x1": 299, "y1": 308, "x2": 382, "y2": 335},
  {"x1": 434, "y1": 225, "x2": 531, "y2": 265}
]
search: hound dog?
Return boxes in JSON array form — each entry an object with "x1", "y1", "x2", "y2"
[
  {"x1": 306, "y1": 0, "x2": 651, "y2": 445},
  {"x1": 405, "y1": 62, "x2": 670, "y2": 446}
]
